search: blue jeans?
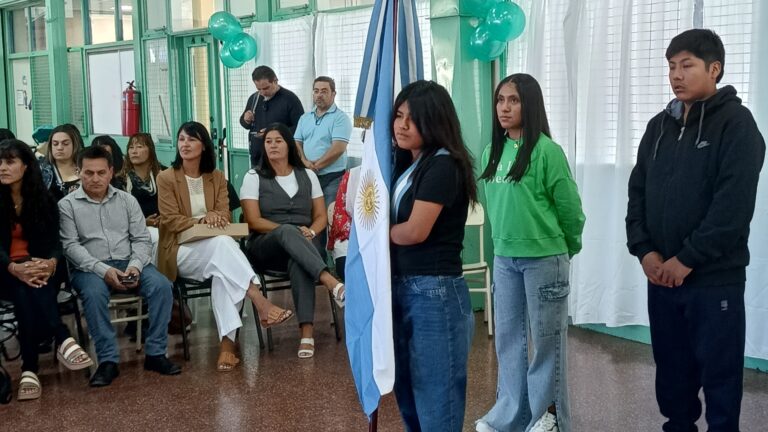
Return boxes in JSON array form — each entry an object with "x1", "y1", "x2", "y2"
[
  {"x1": 479, "y1": 254, "x2": 571, "y2": 432},
  {"x1": 392, "y1": 275, "x2": 474, "y2": 432},
  {"x1": 71, "y1": 260, "x2": 173, "y2": 363}
]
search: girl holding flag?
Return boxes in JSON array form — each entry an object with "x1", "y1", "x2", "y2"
[{"x1": 389, "y1": 80, "x2": 477, "y2": 432}]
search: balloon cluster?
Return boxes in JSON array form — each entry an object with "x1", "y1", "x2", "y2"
[
  {"x1": 466, "y1": 1, "x2": 526, "y2": 62},
  {"x1": 208, "y1": 12, "x2": 258, "y2": 68}
]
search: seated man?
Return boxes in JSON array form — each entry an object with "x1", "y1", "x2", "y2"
[{"x1": 59, "y1": 146, "x2": 180, "y2": 387}]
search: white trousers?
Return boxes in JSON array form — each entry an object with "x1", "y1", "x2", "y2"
[
  {"x1": 176, "y1": 235, "x2": 258, "y2": 342},
  {"x1": 148, "y1": 226, "x2": 159, "y2": 266}
]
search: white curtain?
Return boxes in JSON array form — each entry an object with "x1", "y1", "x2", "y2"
[
  {"x1": 743, "y1": 0, "x2": 768, "y2": 359},
  {"x1": 564, "y1": 0, "x2": 695, "y2": 327},
  {"x1": 507, "y1": 0, "x2": 768, "y2": 359},
  {"x1": 314, "y1": 0, "x2": 433, "y2": 160},
  {"x1": 250, "y1": 16, "x2": 316, "y2": 111}
]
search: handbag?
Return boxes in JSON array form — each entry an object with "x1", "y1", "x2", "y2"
[{"x1": 168, "y1": 299, "x2": 192, "y2": 335}]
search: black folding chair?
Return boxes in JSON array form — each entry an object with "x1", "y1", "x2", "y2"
[{"x1": 252, "y1": 268, "x2": 342, "y2": 352}]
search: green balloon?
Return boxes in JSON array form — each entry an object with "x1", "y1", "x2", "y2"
[
  {"x1": 464, "y1": 0, "x2": 499, "y2": 18},
  {"x1": 208, "y1": 11, "x2": 242, "y2": 42},
  {"x1": 229, "y1": 33, "x2": 258, "y2": 62},
  {"x1": 220, "y1": 43, "x2": 245, "y2": 69},
  {"x1": 468, "y1": 24, "x2": 506, "y2": 62},
  {"x1": 486, "y1": 1, "x2": 526, "y2": 41}
]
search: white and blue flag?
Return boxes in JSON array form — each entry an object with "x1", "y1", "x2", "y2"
[{"x1": 345, "y1": 0, "x2": 424, "y2": 418}]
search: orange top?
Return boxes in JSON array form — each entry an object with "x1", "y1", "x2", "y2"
[{"x1": 10, "y1": 223, "x2": 29, "y2": 261}]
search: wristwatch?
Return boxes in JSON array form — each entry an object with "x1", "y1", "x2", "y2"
[{"x1": 309, "y1": 228, "x2": 316, "y2": 238}]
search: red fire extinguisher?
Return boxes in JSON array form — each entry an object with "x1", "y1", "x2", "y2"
[{"x1": 122, "y1": 81, "x2": 141, "y2": 136}]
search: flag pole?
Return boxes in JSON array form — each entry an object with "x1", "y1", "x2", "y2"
[
  {"x1": 368, "y1": 1, "x2": 398, "y2": 431},
  {"x1": 368, "y1": 408, "x2": 379, "y2": 432}
]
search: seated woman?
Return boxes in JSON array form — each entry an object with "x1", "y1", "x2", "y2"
[
  {"x1": 327, "y1": 166, "x2": 361, "y2": 281},
  {"x1": 157, "y1": 121, "x2": 293, "y2": 371},
  {"x1": 122, "y1": 133, "x2": 165, "y2": 263},
  {"x1": 0, "y1": 139, "x2": 92, "y2": 401},
  {"x1": 241, "y1": 123, "x2": 345, "y2": 359},
  {"x1": 91, "y1": 135, "x2": 126, "y2": 190},
  {"x1": 39, "y1": 124, "x2": 83, "y2": 201}
]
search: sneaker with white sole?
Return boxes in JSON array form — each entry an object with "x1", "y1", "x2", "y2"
[
  {"x1": 530, "y1": 411, "x2": 559, "y2": 432},
  {"x1": 475, "y1": 420, "x2": 495, "y2": 432}
]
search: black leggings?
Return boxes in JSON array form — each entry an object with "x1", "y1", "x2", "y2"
[{"x1": 0, "y1": 271, "x2": 71, "y2": 373}]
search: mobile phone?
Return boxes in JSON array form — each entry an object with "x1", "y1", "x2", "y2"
[{"x1": 120, "y1": 274, "x2": 138, "y2": 284}]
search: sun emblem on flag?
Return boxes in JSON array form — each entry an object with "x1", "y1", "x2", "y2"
[{"x1": 356, "y1": 169, "x2": 381, "y2": 231}]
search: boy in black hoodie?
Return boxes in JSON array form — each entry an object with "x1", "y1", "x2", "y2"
[{"x1": 626, "y1": 29, "x2": 765, "y2": 432}]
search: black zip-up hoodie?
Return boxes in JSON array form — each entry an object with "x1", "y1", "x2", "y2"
[{"x1": 626, "y1": 85, "x2": 766, "y2": 287}]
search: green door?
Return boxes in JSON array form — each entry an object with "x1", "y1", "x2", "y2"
[{"x1": 177, "y1": 34, "x2": 225, "y2": 169}]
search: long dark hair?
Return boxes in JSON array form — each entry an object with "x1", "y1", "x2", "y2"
[
  {"x1": 45, "y1": 124, "x2": 84, "y2": 166},
  {"x1": 256, "y1": 123, "x2": 306, "y2": 179},
  {"x1": 171, "y1": 121, "x2": 217, "y2": 173},
  {"x1": 479, "y1": 74, "x2": 551, "y2": 182},
  {"x1": 391, "y1": 80, "x2": 477, "y2": 204},
  {"x1": 0, "y1": 140, "x2": 57, "y2": 227}
]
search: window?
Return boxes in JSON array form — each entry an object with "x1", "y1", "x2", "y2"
[
  {"x1": 146, "y1": 0, "x2": 168, "y2": 30},
  {"x1": 10, "y1": 6, "x2": 47, "y2": 53},
  {"x1": 65, "y1": 0, "x2": 85, "y2": 47},
  {"x1": 505, "y1": 0, "x2": 570, "y2": 154},
  {"x1": 273, "y1": 0, "x2": 310, "y2": 18},
  {"x1": 230, "y1": 1, "x2": 256, "y2": 17},
  {"x1": 120, "y1": 0, "x2": 134, "y2": 40},
  {"x1": 145, "y1": 39, "x2": 172, "y2": 139},
  {"x1": 87, "y1": 49, "x2": 135, "y2": 135},
  {"x1": 251, "y1": 16, "x2": 315, "y2": 109},
  {"x1": 89, "y1": 0, "x2": 117, "y2": 44},
  {"x1": 88, "y1": 0, "x2": 134, "y2": 44},
  {"x1": 316, "y1": 0, "x2": 374, "y2": 11},
  {"x1": 314, "y1": 0, "x2": 432, "y2": 158},
  {"x1": 31, "y1": 56, "x2": 52, "y2": 127},
  {"x1": 703, "y1": 0, "x2": 754, "y2": 106},
  {"x1": 171, "y1": 0, "x2": 224, "y2": 32},
  {"x1": 68, "y1": 51, "x2": 87, "y2": 133},
  {"x1": 506, "y1": 0, "x2": 697, "y2": 164}
]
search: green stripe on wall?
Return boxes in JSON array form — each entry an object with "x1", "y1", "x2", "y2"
[{"x1": 579, "y1": 324, "x2": 768, "y2": 373}]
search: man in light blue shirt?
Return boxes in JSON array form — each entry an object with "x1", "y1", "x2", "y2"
[{"x1": 295, "y1": 76, "x2": 353, "y2": 208}]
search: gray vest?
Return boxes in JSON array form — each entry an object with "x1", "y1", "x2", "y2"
[{"x1": 258, "y1": 168, "x2": 313, "y2": 226}]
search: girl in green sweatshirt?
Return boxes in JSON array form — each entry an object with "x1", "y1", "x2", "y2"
[{"x1": 475, "y1": 74, "x2": 585, "y2": 432}]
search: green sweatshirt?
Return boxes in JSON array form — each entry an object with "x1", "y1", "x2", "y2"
[{"x1": 482, "y1": 134, "x2": 585, "y2": 258}]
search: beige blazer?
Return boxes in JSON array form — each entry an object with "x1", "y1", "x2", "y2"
[{"x1": 156, "y1": 167, "x2": 230, "y2": 281}]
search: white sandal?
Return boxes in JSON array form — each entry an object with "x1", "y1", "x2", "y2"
[
  {"x1": 297, "y1": 338, "x2": 315, "y2": 358},
  {"x1": 18, "y1": 371, "x2": 41, "y2": 401},
  {"x1": 332, "y1": 283, "x2": 345, "y2": 308},
  {"x1": 57, "y1": 337, "x2": 93, "y2": 371}
]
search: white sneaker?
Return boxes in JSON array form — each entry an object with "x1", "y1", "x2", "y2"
[
  {"x1": 530, "y1": 411, "x2": 559, "y2": 432},
  {"x1": 475, "y1": 420, "x2": 496, "y2": 432}
]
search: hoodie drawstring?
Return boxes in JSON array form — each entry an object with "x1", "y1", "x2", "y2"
[
  {"x1": 653, "y1": 116, "x2": 666, "y2": 160},
  {"x1": 695, "y1": 102, "x2": 706, "y2": 147}
]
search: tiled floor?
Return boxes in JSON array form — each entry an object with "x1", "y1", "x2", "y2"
[{"x1": 1, "y1": 290, "x2": 767, "y2": 431}]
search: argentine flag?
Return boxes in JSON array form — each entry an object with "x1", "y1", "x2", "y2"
[{"x1": 346, "y1": 0, "x2": 424, "y2": 418}]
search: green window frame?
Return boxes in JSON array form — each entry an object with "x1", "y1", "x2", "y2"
[{"x1": 271, "y1": 0, "x2": 311, "y2": 21}]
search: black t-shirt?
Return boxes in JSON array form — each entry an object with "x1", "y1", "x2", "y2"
[{"x1": 391, "y1": 155, "x2": 469, "y2": 276}]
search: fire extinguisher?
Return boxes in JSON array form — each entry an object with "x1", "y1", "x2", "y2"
[{"x1": 122, "y1": 81, "x2": 141, "y2": 136}]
